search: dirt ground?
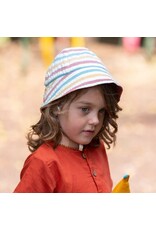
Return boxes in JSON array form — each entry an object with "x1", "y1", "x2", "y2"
[{"x1": 0, "y1": 38, "x2": 156, "y2": 193}]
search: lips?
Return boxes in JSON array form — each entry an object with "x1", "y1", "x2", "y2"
[
  {"x1": 84, "y1": 130, "x2": 94, "y2": 132},
  {"x1": 82, "y1": 130, "x2": 95, "y2": 136}
]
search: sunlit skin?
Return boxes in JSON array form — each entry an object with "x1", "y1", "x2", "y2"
[{"x1": 57, "y1": 86, "x2": 106, "y2": 150}]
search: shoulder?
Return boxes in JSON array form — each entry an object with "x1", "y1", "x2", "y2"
[
  {"x1": 99, "y1": 140, "x2": 106, "y2": 152},
  {"x1": 24, "y1": 142, "x2": 58, "y2": 166},
  {"x1": 86, "y1": 140, "x2": 107, "y2": 157},
  {"x1": 90, "y1": 140, "x2": 106, "y2": 153},
  {"x1": 20, "y1": 142, "x2": 59, "y2": 178},
  {"x1": 91, "y1": 140, "x2": 108, "y2": 160}
]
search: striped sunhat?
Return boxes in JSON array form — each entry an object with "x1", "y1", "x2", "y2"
[{"x1": 41, "y1": 47, "x2": 123, "y2": 108}]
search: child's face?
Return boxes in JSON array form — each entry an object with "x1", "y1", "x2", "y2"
[{"x1": 58, "y1": 86, "x2": 106, "y2": 149}]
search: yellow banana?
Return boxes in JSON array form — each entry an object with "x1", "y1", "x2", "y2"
[{"x1": 112, "y1": 175, "x2": 130, "y2": 193}]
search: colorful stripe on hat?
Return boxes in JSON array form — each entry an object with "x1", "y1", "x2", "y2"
[{"x1": 41, "y1": 47, "x2": 122, "y2": 108}]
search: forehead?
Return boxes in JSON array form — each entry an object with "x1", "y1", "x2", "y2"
[{"x1": 74, "y1": 86, "x2": 106, "y2": 106}]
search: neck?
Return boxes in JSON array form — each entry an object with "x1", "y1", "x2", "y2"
[
  {"x1": 59, "y1": 143, "x2": 83, "y2": 151},
  {"x1": 60, "y1": 133, "x2": 78, "y2": 149}
]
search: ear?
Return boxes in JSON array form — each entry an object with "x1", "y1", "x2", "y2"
[
  {"x1": 53, "y1": 105, "x2": 62, "y2": 116},
  {"x1": 57, "y1": 106, "x2": 61, "y2": 112}
]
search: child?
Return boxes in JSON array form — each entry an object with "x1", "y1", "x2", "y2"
[{"x1": 14, "y1": 47, "x2": 123, "y2": 193}]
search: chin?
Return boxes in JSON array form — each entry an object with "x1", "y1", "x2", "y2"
[{"x1": 79, "y1": 140, "x2": 92, "y2": 145}]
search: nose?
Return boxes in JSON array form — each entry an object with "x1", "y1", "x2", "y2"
[{"x1": 88, "y1": 113, "x2": 99, "y2": 126}]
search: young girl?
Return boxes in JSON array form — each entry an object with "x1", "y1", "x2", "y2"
[{"x1": 14, "y1": 47, "x2": 123, "y2": 193}]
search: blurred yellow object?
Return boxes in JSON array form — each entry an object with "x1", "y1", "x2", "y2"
[
  {"x1": 112, "y1": 175, "x2": 130, "y2": 193},
  {"x1": 71, "y1": 37, "x2": 85, "y2": 47},
  {"x1": 0, "y1": 37, "x2": 10, "y2": 47},
  {"x1": 39, "y1": 37, "x2": 55, "y2": 67},
  {"x1": 39, "y1": 37, "x2": 85, "y2": 67}
]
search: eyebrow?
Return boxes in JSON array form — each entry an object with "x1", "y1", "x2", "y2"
[
  {"x1": 77, "y1": 101, "x2": 106, "y2": 108},
  {"x1": 77, "y1": 101, "x2": 93, "y2": 105}
]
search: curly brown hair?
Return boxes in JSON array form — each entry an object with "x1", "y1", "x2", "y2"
[{"x1": 27, "y1": 84, "x2": 122, "y2": 152}]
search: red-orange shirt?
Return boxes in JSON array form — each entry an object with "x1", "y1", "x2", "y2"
[{"x1": 14, "y1": 141, "x2": 113, "y2": 193}]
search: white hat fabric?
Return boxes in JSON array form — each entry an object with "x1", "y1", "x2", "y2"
[{"x1": 41, "y1": 47, "x2": 123, "y2": 108}]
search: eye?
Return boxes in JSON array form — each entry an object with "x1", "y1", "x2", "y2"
[
  {"x1": 99, "y1": 108, "x2": 106, "y2": 114},
  {"x1": 81, "y1": 107, "x2": 90, "y2": 113}
]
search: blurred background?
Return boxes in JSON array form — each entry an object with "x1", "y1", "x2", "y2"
[{"x1": 0, "y1": 37, "x2": 156, "y2": 193}]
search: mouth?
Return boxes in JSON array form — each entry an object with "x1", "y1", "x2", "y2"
[{"x1": 82, "y1": 130, "x2": 95, "y2": 136}]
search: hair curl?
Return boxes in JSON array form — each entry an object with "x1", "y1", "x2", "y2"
[{"x1": 27, "y1": 84, "x2": 122, "y2": 152}]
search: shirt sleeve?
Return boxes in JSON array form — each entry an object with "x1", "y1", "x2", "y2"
[{"x1": 14, "y1": 156, "x2": 57, "y2": 193}]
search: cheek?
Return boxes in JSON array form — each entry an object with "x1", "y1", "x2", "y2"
[
  {"x1": 58, "y1": 111, "x2": 81, "y2": 130},
  {"x1": 67, "y1": 115, "x2": 84, "y2": 129},
  {"x1": 97, "y1": 115, "x2": 104, "y2": 128}
]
